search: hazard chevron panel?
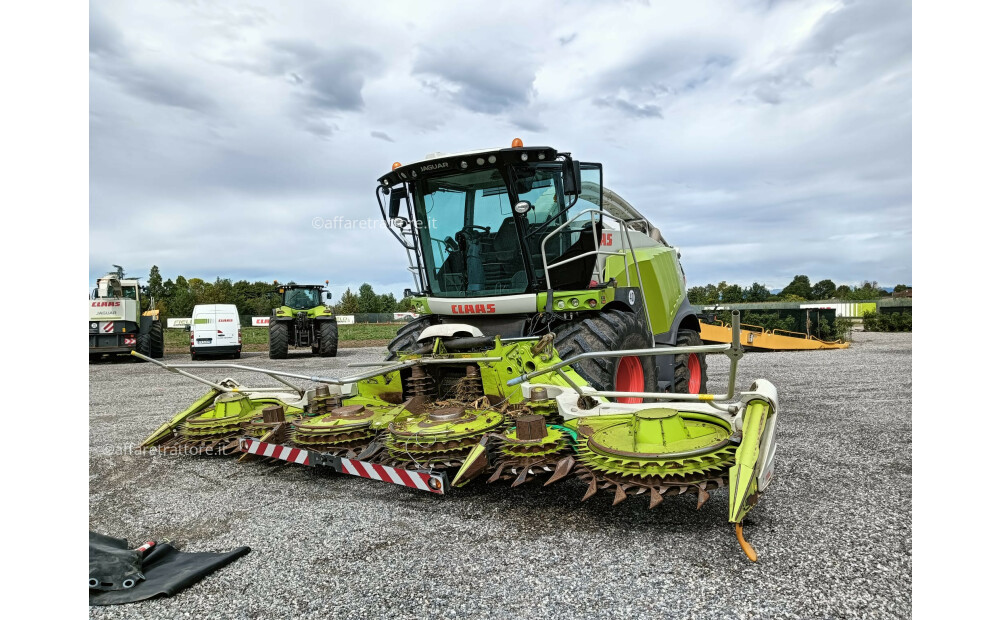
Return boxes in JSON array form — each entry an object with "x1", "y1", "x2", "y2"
[
  {"x1": 337, "y1": 458, "x2": 446, "y2": 494},
  {"x1": 239, "y1": 438, "x2": 311, "y2": 465},
  {"x1": 237, "y1": 437, "x2": 448, "y2": 494}
]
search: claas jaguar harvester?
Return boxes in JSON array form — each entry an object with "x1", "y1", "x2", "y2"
[
  {"x1": 135, "y1": 141, "x2": 779, "y2": 561},
  {"x1": 89, "y1": 266, "x2": 163, "y2": 362}
]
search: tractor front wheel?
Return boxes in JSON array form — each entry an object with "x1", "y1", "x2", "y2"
[
  {"x1": 672, "y1": 329, "x2": 708, "y2": 394},
  {"x1": 552, "y1": 309, "x2": 658, "y2": 402},
  {"x1": 269, "y1": 321, "x2": 289, "y2": 359},
  {"x1": 318, "y1": 321, "x2": 339, "y2": 357}
]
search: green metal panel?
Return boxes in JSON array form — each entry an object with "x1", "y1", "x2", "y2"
[
  {"x1": 603, "y1": 246, "x2": 684, "y2": 335},
  {"x1": 274, "y1": 304, "x2": 333, "y2": 319}
]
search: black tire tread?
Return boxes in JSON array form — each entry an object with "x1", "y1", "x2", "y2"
[
  {"x1": 136, "y1": 331, "x2": 151, "y2": 357},
  {"x1": 551, "y1": 310, "x2": 657, "y2": 394},
  {"x1": 149, "y1": 321, "x2": 164, "y2": 359},
  {"x1": 318, "y1": 321, "x2": 339, "y2": 357},
  {"x1": 269, "y1": 321, "x2": 289, "y2": 359},
  {"x1": 386, "y1": 316, "x2": 437, "y2": 360}
]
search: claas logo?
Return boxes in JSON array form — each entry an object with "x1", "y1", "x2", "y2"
[
  {"x1": 451, "y1": 303, "x2": 496, "y2": 314},
  {"x1": 91, "y1": 301, "x2": 121, "y2": 307}
]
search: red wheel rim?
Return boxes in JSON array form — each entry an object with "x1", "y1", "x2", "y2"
[
  {"x1": 687, "y1": 353, "x2": 702, "y2": 394},
  {"x1": 615, "y1": 356, "x2": 644, "y2": 404}
]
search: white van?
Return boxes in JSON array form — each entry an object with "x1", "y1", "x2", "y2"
[{"x1": 190, "y1": 304, "x2": 242, "y2": 360}]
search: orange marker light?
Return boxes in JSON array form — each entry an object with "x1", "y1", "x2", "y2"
[
  {"x1": 392, "y1": 162, "x2": 402, "y2": 170},
  {"x1": 511, "y1": 138, "x2": 523, "y2": 148}
]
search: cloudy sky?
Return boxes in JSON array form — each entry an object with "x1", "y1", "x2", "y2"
[{"x1": 89, "y1": 0, "x2": 911, "y2": 298}]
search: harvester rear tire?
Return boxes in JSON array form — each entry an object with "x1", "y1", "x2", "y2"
[
  {"x1": 551, "y1": 310, "x2": 658, "y2": 400},
  {"x1": 386, "y1": 316, "x2": 437, "y2": 360},
  {"x1": 136, "y1": 332, "x2": 152, "y2": 357},
  {"x1": 269, "y1": 321, "x2": 289, "y2": 359},
  {"x1": 673, "y1": 329, "x2": 708, "y2": 394},
  {"x1": 150, "y1": 321, "x2": 164, "y2": 359},
  {"x1": 318, "y1": 321, "x2": 339, "y2": 357}
]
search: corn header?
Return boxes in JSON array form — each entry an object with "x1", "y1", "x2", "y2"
[{"x1": 137, "y1": 311, "x2": 776, "y2": 561}]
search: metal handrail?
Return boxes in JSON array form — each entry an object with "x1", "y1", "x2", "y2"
[
  {"x1": 134, "y1": 312, "x2": 746, "y2": 405},
  {"x1": 507, "y1": 311, "x2": 746, "y2": 403},
  {"x1": 540, "y1": 208, "x2": 653, "y2": 344},
  {"x1": 376, "y1": 185, "x2": 425, "y2": 291},
  {"x1": 131, "y1": 351, "x2": 503, "y2": 389}
]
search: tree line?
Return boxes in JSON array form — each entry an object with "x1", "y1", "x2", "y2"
[
  {"x1": 142, "y1": 266, "x2": 410, "y2": 318},
  {"x1": 687, "y1": 275, "x2": 910, "y2": 305},
  {"x1": 136, "y1": 266, "x2": 909, "y2": 318}
]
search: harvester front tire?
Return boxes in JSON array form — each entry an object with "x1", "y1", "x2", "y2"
[
  {"x1": 552, "y1": 310, "x2": 658, "y2": 400},
  {"x1": 673, "y1": 329, "x2": 708, "y2": 394},
  {"x1": 386, "y1": 316, "x2": 436, "y2": 360},
  {"x1": 150, "y1": 321, "x2": 164, "y2": 359},
  {"x1": 269, "y1": 321, "x2": 289, "y2": 359},
  {"x1": 318, "y1": 321, "x2": 339, "y2": 357}
]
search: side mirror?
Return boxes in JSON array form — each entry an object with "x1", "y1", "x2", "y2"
[
  {"x1": 185, "y1": 324, "x2": 191, "y2": 332},
  {"x1": 326, "y1": 292, "x2": 332, "y2": 300},
  {"x1": 388, "y1": 187, "x2": 407, "y2": 219},
  {"x1": 562, "y1": 157, "x2": 581, "y2": 196}
]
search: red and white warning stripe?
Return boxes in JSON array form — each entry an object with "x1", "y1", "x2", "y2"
[
  {"x1": 124, "y1": 335, "x2": 136, "y2": 346},
  {"x1": 134, "y1": 540, "x2": 156, "y2": 555},
  {"x1": 236, "y1": 437, "x2": 446, "y2": 494},
  {"x1": 339, "y1": 458, "x2": 442, "y2": 493},
  {"x1": 239, "y1": 438, "x2": 310, "y2": 465},
  {"x1": 102, "y1": 321, "x2": 114, "y2": 333}
]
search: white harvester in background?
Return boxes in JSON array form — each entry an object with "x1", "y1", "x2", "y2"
[{"x1": 89, "y1": 266, "x2": 164, "y2": 362}]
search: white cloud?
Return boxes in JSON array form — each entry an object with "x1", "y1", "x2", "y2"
[{"x1": 90, "y1": 0, "x2": 911, "y2": 291}]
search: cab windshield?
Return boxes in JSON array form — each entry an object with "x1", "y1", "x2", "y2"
[
  {"x1": 414, "y1": 168, "x2": 529, "y2": 297},
  {"x1": 411, "y1": 163, "x2": 602, "y2": 297},
  {"x1": 284, "y1": 288, "x2": 320, "y2": 309}
]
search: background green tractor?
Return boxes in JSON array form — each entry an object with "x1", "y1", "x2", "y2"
[
  {"x1": 267, "y1": 281, "x2": 338, "y2": 359},
  {"x1": 377, "y1": 139, "x2": 706, "y2": 397}
]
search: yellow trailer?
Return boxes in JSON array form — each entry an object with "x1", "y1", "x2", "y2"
[{"x1": 699, "y1": 320, "x2": 849, "y2": 351}]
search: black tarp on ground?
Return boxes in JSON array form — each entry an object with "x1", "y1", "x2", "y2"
[{"x1": 89, "y1": 532, "x2": 250, "y2": 606}]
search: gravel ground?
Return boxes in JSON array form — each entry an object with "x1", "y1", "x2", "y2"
[{"x1": 89, "y1": 332, "x2": 911, "y2": 619}]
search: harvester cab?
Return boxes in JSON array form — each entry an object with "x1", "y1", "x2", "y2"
[
  {"x1": 377, "y1": 140, "x2": 704, "y2": 397},
  {"x1": 267, "y1": 281, "x2": 338, "y2": 359},
  {"x1": 89, "y1": 266, "x2": 163, "y2": 361}
]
